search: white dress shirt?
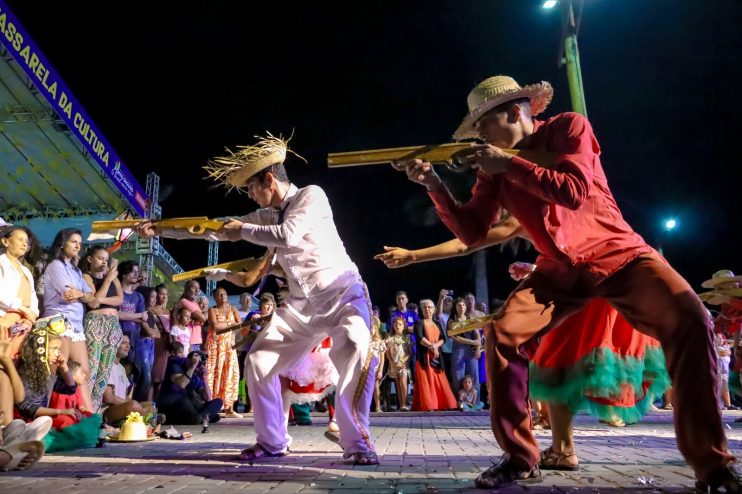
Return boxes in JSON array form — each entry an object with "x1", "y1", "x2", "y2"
[{"x1": 237, "y1": 184, "x2": 359, "y2": 301}]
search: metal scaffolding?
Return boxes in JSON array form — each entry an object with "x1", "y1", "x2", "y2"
[{"x1": 206, "y1": 240, "x2": 219, "y2": 295}]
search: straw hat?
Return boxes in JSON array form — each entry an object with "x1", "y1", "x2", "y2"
[
  {"x1": 701, "y1": 270, "x2": 742, "y2": 289},
  {"x1": 453, "y1": 75, "x2": 553, "y2": 140},
  {"x1": 203, "y1": 133, "x2": 303, "y2": 192}
]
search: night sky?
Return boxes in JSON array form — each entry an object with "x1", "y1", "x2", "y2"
[{"x1": 7, "y1": 0, "x2": 741, "y2": 306}]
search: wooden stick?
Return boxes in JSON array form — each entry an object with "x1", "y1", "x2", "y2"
[
  {"x1": 328, "y1": 143, "x2": 554, "y2": 171},
  {"x1": 216, "y1": 313, "x2": 272, "y2": 335},
  {"x1": 447, "y1": 314, "x2": 497, "y2": 336},
  {"x1": 172, "y1": 257, "x2": 264, "y2": 282},
  {"x1": 92, "y1": 217, "x2": 225, "y2": 235}
]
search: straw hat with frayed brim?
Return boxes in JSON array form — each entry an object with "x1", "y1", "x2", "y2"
[
  {"x1": 453, "y1": 75, "x2": 554, "y2": 141},
  {"x1": 203, "y1": 133, "x2": 305, "y2": 192},
  {"x1": 701, "y1": 270, "x2": 742, "y2": 289}
]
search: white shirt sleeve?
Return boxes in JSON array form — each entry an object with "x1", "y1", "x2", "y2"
[{"x1": 240, "y1": 186, "x2": 328, "y2": 248}]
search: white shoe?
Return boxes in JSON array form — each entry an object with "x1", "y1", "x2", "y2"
[
  {"x1": 14, "y1": 416, "x2": 53, "y2": 444},
  {"x1": 0, "y1": 419, "x2": 28, "y2": 445},
  {"x1": 327, "y1": 420, "x2": 339, "y2": 433}
]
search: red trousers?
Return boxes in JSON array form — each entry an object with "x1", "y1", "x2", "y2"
[{"x1": 486, "y1": 250, "x2": 732, "y2": 481}]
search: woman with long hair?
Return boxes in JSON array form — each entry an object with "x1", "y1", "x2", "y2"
[
  {"x1": 79, "y1": 245, "x2": 123, "y2": 412},
  {"x1": 150, "y1": 284, "x2": 171, "y2": 400},
  {"x1": 448, "y1": 297, "x2": 482, "y2": 398},
  {"x1": 206, "y1": 287, "x2": 241, "y2": 417},
  {"x1": 42, "y1": 228, "x2": 96, "y2": 411}
]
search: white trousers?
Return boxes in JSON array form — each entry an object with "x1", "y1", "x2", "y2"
[{"x1": 245, "y1": 273, "x2": 376, "y2": 455}]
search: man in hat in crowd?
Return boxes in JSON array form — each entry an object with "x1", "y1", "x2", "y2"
[
  {"x1": 136, "y1": 134, "x2": 378, "y2": 465},
  {"x1": 701, "y1": 270, "x2": 742, "y2": 335},
  {"x1": 393, "y1": 75, "x2": 738, "y2": 491}
]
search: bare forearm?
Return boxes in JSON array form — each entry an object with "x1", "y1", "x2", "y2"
[{"x1": 1, "y1": 357, "x2": 25, "y2": 402}]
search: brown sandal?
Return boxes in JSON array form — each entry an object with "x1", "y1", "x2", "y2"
[
  {"x1": 236, "y1": 443, "x2": 287, "y2": 464},
  {"x1": 539, "y1": 446, "x2": 580, "y2": 471},
  {"x1": 475, "y1": 455, "x2": 542, "y2": 488},
  {"x1": 349, "y1": 451, "x2": 379, "y2": 465}
]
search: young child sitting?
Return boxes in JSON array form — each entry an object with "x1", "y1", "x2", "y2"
[
  {"x1": 48, "y1": 360, "x2": 91, "y2": 429},
  {"x1": 169, "y1": 308, "x2": 192, "y2": 356},
  {"x1": 458, "y1": 375, "x2": 484, "y2": 411}
]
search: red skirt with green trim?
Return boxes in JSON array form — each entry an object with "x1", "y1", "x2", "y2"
[{"x1": 529, "y1": 298, "x2": 670, "y2": 424}]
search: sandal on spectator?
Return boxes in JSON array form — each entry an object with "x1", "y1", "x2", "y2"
[
  {"x1": 0, "y1": 440, "x2": 45, "y2": 472},
  {"x1": 237, "y1": 443, "x2": 287, "y2": 464},
  {"x1": 324, "y1": 430, "x2": 340, "y2": 444},
  {"x1": 348, "y1": 451, "x2": 379, "y2": 465},
  {"x1": 539, "y1": 446, "x2": 580, "y2": 471},
  {"x1": 475, "y1": 455, "x2": 541, "y2": 489},
  {"x1": 599, "y1": 418, "x2": 626, "y2": 428}
]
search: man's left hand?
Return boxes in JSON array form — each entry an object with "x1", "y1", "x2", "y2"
[
  {"x1": 220, "y1": 219, "x2": 244, "y2": 242},
  {"x1": 458, "y1": 144, "x2": 513, "y2": 175}
]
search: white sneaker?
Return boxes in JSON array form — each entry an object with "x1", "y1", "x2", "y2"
[
  {"x1": 1, "y1": 419, "x2": 28, "y2": 444},
  {"x1": 14, "y1": 417, "x2": 53, "y2": 444}
]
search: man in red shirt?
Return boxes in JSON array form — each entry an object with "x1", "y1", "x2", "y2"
[{"x1": 395, "y1": 75, "x2": 737, "y2": 492}]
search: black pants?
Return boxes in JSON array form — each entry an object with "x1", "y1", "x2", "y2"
[{"x1": 160, "y1": 392, "x2": 222, "y2": 425}]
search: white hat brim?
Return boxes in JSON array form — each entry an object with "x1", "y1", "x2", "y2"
[{"x1": 701, "y1": 276, "x2": 742, "y2": 289}]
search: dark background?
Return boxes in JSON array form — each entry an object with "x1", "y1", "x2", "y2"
[{"x1": 8, "y1": 0, "x2": 741, "y2": 306}]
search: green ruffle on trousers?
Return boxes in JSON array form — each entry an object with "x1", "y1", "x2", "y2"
[
  {"x1": 44, "y1": 414, "x2": 102, "y2": 453},
  {"x1": 730, "y1": 370, "x2": 741, "y2": 397},
  {"x1": 529, "y1": 345, "x2": 671, "y2": 424}
]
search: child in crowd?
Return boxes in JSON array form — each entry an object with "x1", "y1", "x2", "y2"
[
  {"x1": 16, "y1": 318, "x2": 66, "y2": 422},
  {"x1": 48, "y1": 360, "x2": 91, "y2": 429},
  {"x1": 458, "y1": 375, "x2": 484, "y2": 411},
  {"x1": 169, "y1": 308, "x2": 192, "y2": 356},
  {"x1": 17, "y1": 318, "x2": 100, "y2": 452},
  {"x1": 102, "y1": 335, "x2": 154, "y2": 425},
  {"x1": 385, "y1": 317, "x2": 411, "y2": 411},
  {"x1": 370, "y1": 315, "x2": 386, "y2": 413},
  {"x1": 716, "y1": 332, "x2": 736, "y2": 409}
]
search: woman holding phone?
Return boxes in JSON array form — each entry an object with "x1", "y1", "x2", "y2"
[{"x1": 79, "y1": 245, "x2": 124, "y2": 412}]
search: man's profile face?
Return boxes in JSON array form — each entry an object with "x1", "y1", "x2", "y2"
[
  {"x1": 246, "y1": 176, "x2": 273, "y2": 208},
  {"x1": 475, "y1": 107, "x2": 516, "y2": 147}
]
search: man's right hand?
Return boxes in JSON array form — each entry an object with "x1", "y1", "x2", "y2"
[
  {"x1": 134, "y1": 220, "x2": 159, "y2": 239},
  {"x1": 391, "y1": 159, "x2": 442, "y2": 191},
  {"x1": 374, "y1": 246, "x2": 414, "y2": 269},
  {"x1": 508, "y1": 262, "x2": 536, "y2": 281}
]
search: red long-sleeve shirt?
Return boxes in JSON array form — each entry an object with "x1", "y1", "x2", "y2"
[{"x1": 429, "y1": 112, "x2": 651, "y2": 283}]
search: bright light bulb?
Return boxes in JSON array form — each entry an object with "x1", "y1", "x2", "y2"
[
  {"x1": 543, "y1": 0, "x2": 558, "y2": 9},
  {"x1": 664, "y1": 219, "x2": 677, "y2": 231}
]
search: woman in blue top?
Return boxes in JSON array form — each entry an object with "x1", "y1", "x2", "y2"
[{"x1": 42, "y1": 229, "x2": 95, "y2": 410}]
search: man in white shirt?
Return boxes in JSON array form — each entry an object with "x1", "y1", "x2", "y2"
[{"x1": 138, "y1": 135, "x2": 377, "y2": 465}]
